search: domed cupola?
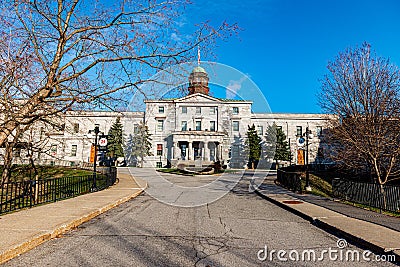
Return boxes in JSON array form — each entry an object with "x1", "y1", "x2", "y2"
[{"x1": 188, "y1": 66, "x2": 209, "y2": 95}]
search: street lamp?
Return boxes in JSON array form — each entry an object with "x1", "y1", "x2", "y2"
[
  {"x1": 88, "y1": 125, "x2": 100, "y2": 191},
  {"x1": 304, "y1": 127, "x2": 313, "y2": 192}
]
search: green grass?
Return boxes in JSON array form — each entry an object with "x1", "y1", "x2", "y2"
[
  {"x1": 0, "y1": 165, "x2": 93, "y2": 182},
  {"x1": 342, "y1": 201, "x2": 400, "y2": 218},
  {"x1": 302, "y1": 172, "x2": 400, "y2": 217},
  {"x1": 299, "y1": 173, "x2": 333, "y2": 198}
]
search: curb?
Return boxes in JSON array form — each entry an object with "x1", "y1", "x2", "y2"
[
  {"x1": 0, "y1": 182, "x2": 146, "y2": 264},
  {"x1": 251, "y1": 182, "x2": 400, "y2": 264}
]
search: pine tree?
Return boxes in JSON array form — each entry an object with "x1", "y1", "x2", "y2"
[
  {"x1": 245, "y1": 124, "x2": 261, "y2": 169},
  {"x1": 107, "y1": 117, "x2": 124, "y2": 159},
  {"x1": 124, "y1": 122, "x2": 152, "y2": 167},
  {"x1": 265, "y1": 123, "x2": 292, "y2": 168}
]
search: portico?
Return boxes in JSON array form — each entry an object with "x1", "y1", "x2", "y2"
[{"x1": 170, "y1": 131, "x2": 226, "y2": 165}]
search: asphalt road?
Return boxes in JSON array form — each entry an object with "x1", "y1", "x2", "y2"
[{"x1": 5, "y1": 168, "x2": 396, "y2": 266}]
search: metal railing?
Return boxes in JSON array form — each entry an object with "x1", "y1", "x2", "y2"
[
  {"x1": 277, "y1": 169, "x2": 302, "y2": 193},
  {"x1": 0, "y1": 167, "x2": 117, "y2": 215},
  {"x1": 332, "y1": 178, "x2": 400, "y2": 213}
]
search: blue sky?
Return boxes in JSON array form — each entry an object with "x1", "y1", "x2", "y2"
[{"x1": 182, "y1": 0, "x2": 400, "y2": 113}]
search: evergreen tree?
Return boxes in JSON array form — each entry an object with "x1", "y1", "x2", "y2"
[
  {"x1": 245, "y1": 124, "x2": 261, "y2": 169},
  {"x1": 124, "y1": 122, "x2": 152, "y2": 167},
  {"x1": 265, "y1": 123, "x2": 292, "y2": 168},
  {"x1": 107, "y1": 117, "x2": 124, "y2": 159}
]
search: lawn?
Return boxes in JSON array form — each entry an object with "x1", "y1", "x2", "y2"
[{"x1": 0, "y1": 165, "x2": 93, "y2": 181}]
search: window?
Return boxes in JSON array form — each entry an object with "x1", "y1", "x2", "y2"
[
  {"x1": 209, "y1": 107, "x2": 216, "y2": 115},
  {"x1": 316, "y1": 126, "x2": 323, "y2": 136},
  {"x1": 40, "y1": 127, "x2": 45, "y2": 140},
  {"x1": 13, "y1": 148, "x2": 21, "y2": 158},
  {"x1": 232, "y1": 107, "x2": 239, "y2": 115},
  {"x1": 51, "y1": 144, "x2": 57, "y2": 156},
  {"x1": 159, "y1": 106, "x2": 164, "y2": 113},
  {"x1": 231, "y1": 145, "x2": 239, "y2": 157},
  {"x1": 134, "y1": 124, "x2": 139, "y2": 134},
  {"x1": 277, "y1": 126, "x2": 283, "y2": 132},
  {"x1": 182, "y1": 106, "x2": 187, "y2": 113},
  {"x1": 196, "y1": 107, "x2": 201, "y2": 114},
  {"x1": 317, "y1": 148, "x2": 324, "y2": 158},
  {"x1": 195, "y1": 121, "x2": 202, "y2": 131},
  {"x1": 232, "y1": 121, "x2": 239, "y2": 131},
  {"x1": 71, "y1": 145, "x2": 77, "y2": 157},
  {"x1": 157, "y1": 144, "x2": 163, "y2": 156},
  {"x1": 181, "y1": 121, "x2": 187, "y2": 131},
  {"x1": 210, "y1": 121, "x2": 216, "y2": 132},
  {"x1": 73, "y1": 123, "x2": 79, "y2": 133},
  {"x1": 257, "y1": 126, "x2": 263, "y2": 136},
  {"x1": 296, "y1": 126, "x2": 302, "y2": 137},
  {"x1": 157, "y1": 120, "x2": 164, "y2": 132},
  {"x1": 156, "y1": 162, "x2": 162, "y2": 168}
]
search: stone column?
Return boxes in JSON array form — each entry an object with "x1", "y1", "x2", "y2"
[
  {"x1": 188, "y1": 141, "x2": 192, "y2": 160},
  {"x1": 173, "y1": 142, "x2": 179, "y2": 160},
  {"x1": 204, "y1": 141, "x2": 210, "y2": 161}
]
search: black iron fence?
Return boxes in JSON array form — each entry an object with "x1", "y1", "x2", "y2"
[
  {"x1": 0, "y1": 167, "x2": 117, "y2": 215},
  {"x1": 277, "y1": 169, "x2": 302, "y2": 193},
  {"x1": 332, "y1": 178, "x2": 400, "y2": 213}
]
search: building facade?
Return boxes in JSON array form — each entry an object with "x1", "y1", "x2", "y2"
[{"x1": 6, "y1": 66, "x2": 329, "y2": 169}]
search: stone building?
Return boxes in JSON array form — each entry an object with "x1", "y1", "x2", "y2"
[{"x1": 5, "y1": 66, "x2": 329, "y2": 169}]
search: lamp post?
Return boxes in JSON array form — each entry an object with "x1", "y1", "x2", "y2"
[
  {"x1": 304, "y1": 127, "x2": 312, "y2": 192},
  {"x1": 88, "y1": 125, "x2": 100, "y2": 191}
]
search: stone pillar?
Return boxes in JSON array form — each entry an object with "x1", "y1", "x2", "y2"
[
  {"x1": 188, "y1": 141, "x2": 192, "y2": 160},
  {"x1": 173, "y1": 142, "x2": 179, "y2": 160},
  {"x1": 204, "y1": 141, "x2": 210, "y2": 161}
]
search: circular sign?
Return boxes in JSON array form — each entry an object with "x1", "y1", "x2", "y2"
[
  {"x1": 98, "y1": 137, "x2": 108, "y2": 146},
  {"x1": 297, "y1": 137, "x2": 305, "y2": 147}
]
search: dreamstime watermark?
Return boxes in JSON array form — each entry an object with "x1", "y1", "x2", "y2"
[{"x1": 257, "y1": 239, "x2": 397, "y2": 263}]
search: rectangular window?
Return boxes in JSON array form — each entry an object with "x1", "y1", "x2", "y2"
[
  {"x1": 209, "y1": 107, "x2": 216, "y2": 115},
  {"x1": 210, "y1": 121, "x2": 216, "y2": 132},
  {"x1": 73, "y1": 123, "x2": 79, "y2": 133},
  {"x1": 157, "y1": 144, "x2": 163, "y2": 156},
  {"x1": 232, "y1": 121, "x2": 239, "y2": 131},
  {"x1": 13, "y1": 148, "x2": 21, "y2": 158},
  {"x1": 182, "y1": 106, "x2": 187, "y2": 113},
  {"x1": 134, "y1": 124, "x2": 139, "y2": 134},
  {"x1": 232, "y1": 107, "x2": 239, "y2": 115},
  {"x1": 159, "y1": 106, "x2": 164, "y2": 113},
  {"x1": 156, "y1": 162, "x2": 162, "y2": 168},
  {"x1": 71, "y1": 145, "x2": 77, "y2": 157},
  {"x1": 316, "y1": 126, "x2": 323, "y2": 136},
  {"x1": 157, "y1": 120, "x2": 164, "y2": 132},
  {"x1": 51, "y1": 144, "x2": 57, "y2": 156},
  {"x1": 232, "y1": 145, "x2": 239, "y2": 157},
  {"x1": 40, "y1": 127, "x2": 45, "y2": 140},
  {"x1": 257, "y1": 126, "x2": 263, "y2": 136},
  {"x1": 181, "y1": 121, "x2": 187, "y2": 131},
  {"x1": 296, "y1": 126, "x2": 302, "y2": 137},
  {"x1": 195, "y1": 121, "x2": 202, "y2": 131},
  {"x1": 196, "y1": 107, "x2": 201, "y2": 114}
]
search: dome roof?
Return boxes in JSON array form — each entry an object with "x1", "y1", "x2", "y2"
[{"x1": 192, "y1": 66, "x2": 207, "y2": 74}]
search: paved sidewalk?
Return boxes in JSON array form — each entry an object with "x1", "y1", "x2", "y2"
[
  {"x1": 0, "y1": 168, "x2": 146, "y2": 264},
  {"x1": 251, "y1": 176, "x2": 400, "y2": 263}
]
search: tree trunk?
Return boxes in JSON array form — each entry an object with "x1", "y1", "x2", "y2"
[
  {"x1": 1, "y1": 142, "x2": 14, "y2": 185},
  {"x1": 379, "y1": 183, "x2": 387, "y2": 212}
]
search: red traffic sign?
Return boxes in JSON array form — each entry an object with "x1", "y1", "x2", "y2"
[{"x1": 98, "y1": 137, "x2": 108, "y2": 146}]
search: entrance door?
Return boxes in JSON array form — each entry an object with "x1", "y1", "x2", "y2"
[{"x1": 180, "y1": 144, "x2": 187, "y2": 160}]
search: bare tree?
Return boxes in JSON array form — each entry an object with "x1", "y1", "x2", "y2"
[
  {"x1": 0, "y1": 0, "x2": 237, "y2": 148},
  {"x1": 319, "y1": 42, "x2": 400, "y2": 186}
]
